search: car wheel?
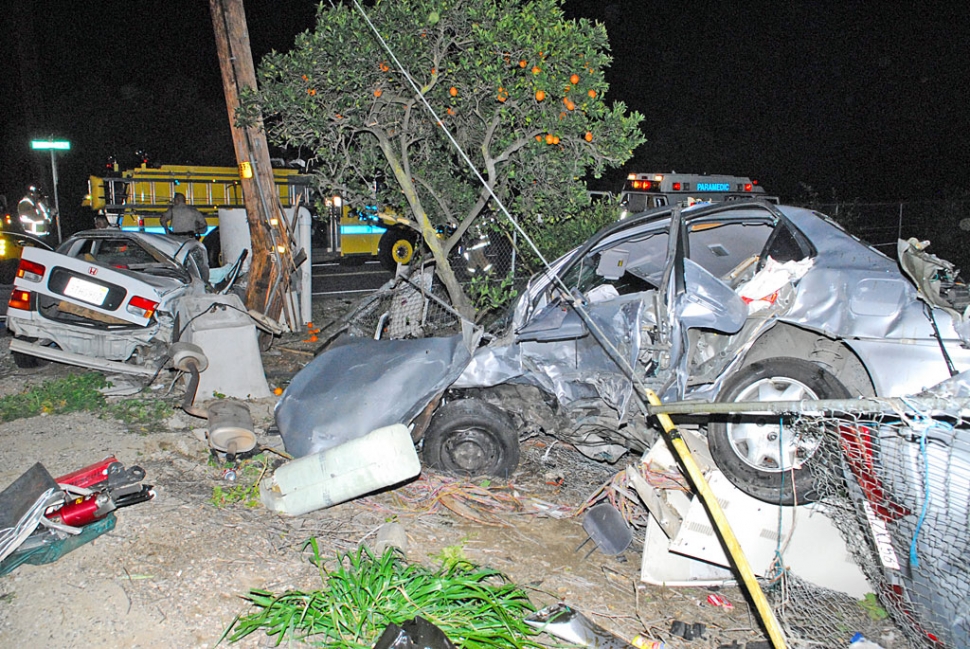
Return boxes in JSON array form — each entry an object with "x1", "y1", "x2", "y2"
[
  {"x1": 378, "y1": 228, "x2": 417, "y2": 272},
  {"x1": 422, "y1": 399, "x2": 520, "y2": 477},
  {"x1": 9, "y1": 336, "x2": 45, "y2": 369},
  {"x1": 707, "y1": 357, "x2": 851, "y2": 505}
]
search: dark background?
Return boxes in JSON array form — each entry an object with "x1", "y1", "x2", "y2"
[{"x1": 2, "y1": 1, "x2": 968, "y2": 236}]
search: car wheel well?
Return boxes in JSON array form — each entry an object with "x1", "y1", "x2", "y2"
[{"x1": 742, "y1": 323, "x2": 875, "y2": 397}]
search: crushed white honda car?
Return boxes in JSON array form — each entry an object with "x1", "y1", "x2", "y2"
[{"x1": 5, "y1": 230, "x2": 215, "y2": 373}]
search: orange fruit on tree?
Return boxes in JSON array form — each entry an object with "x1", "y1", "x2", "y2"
[
  {"x1": 449, "y1": 86, "x2": 458, "y2": 97},
  {"x1": 273, "y1": 387, "x2": 284, "y2": 396},
  {"x1": 535, "y1": 90, "x2": 546, "y2": 101},
  {"x1": 545, "y1": 133, "x2": 555, "y2": 145},
  {"x1": 532, "y1": 66, "x2": 541, "y2": 75},
  {"x1": 374, "y1": 88, "x2": 383, "y2": 97},
  {"x1": 552, "y1": 135, "x2": 560, "y2": 145},
  {"x1": 535, "y1": 134, "x2": 543, "y2": 142},
  {"x1": 447, "y1": 107, "x2": 455, "y2": 116},
  {"x1": 570, "y1": 73, "x2": 580, "y2": 85},
  {"x1": 584, "y1": 131, "x2": 593, "y2": 142},
  {"x1": 519, "y1": 59, "x2": 528, "y2": 68},
  {"x1": 301, "y1": 74, "x2": 308, "y2": 81},
  {"x1": 588, "y1": 89, "x2": 597, "y2": 98},
  {"x1": 308, "y1": 88, "x2": 316, "y2": 96},
  {"x1": 564, "y1": 99, "x2": 575, "y2": 111}
]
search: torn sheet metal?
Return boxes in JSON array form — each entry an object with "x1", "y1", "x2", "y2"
[
  {"x1": 525, "y1": 603, "x2": 635, "y2": 648},
  {"x1": 276, "y1": 333, "x2": 474, "y2": 458}
]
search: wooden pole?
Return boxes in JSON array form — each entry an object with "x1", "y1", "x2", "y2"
[{"x1": 209, "y1": 0, "x2": 291, "y2": 320}]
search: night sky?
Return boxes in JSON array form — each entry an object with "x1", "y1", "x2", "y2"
[{"x1": 2, "y1": 1, "x2": 968, "y2": 235}]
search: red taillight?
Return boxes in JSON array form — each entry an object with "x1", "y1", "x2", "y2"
[
  {"x1": 672, "y1": 182, "x2": 682, "y2": 191},
  {"x1": 16, "y1": 258, "x2": 45, "y2": 282},
  {"x1": 127, "y1": 295, "x2": 158, "y2": 319},
  {"x1": 8, "y1": 289, "x2": 33, "y2": 311}
]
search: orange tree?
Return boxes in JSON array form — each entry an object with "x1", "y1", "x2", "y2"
[{"x1": 241, "y1": 0, "x2": 644, "y2": 318}]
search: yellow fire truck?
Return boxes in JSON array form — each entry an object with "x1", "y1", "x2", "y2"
[{"x1": 83, "y1": 164, "x2": 415, "y2": 270}]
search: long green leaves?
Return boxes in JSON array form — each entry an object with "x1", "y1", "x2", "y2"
[{"x1": 223, "y1": 543, "x2": 543, "y2": 648}]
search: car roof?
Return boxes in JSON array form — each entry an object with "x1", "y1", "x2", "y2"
[{"x1": 64, "y1": 229, "x2": 204, "y2": 262}]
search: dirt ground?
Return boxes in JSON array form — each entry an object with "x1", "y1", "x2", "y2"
[{"x1": 0, "y1": 297, "x2": 903, "y2": 649}]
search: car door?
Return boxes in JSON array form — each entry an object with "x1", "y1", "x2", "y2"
[{"x1": 13, "y1": 246, "x2": 163, "y2": 327}]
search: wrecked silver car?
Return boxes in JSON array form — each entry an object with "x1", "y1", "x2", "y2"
[{"x1": 277, "y1": 201, "x2": 970, "y2": 504}]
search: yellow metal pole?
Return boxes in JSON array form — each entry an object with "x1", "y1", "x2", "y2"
[{"x1": 642, "y1": 388, "x2": 788, "y2": 649}]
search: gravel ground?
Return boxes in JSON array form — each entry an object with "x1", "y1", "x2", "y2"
[{"x1": 0, "y1": 297, "x2": 898, "y2": 649}]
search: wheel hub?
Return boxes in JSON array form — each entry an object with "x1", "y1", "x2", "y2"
[
  {"x1": 727, "y1": 376, "x2": 823, "y2": 473},
  {"x1": 444, "y1": 428, "x2": 498, "y2": 473}
]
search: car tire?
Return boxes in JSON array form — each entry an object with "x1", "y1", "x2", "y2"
[
  {"x1": 9, "y1": 336, "x2": 44, "y2": 369},
  {"x1": 378, "y1": 228, "x2": 417, "y2": 272},
  {"x1": 422, "y1": 399, "x2": 520, "y2": 478},
  {"x1": 707, "y1": 357, "x2": 851, "y2": 505}
]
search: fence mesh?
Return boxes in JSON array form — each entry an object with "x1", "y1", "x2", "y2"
[{"x1": 770, "y1": 405, "x2": 970, "y2": 648}]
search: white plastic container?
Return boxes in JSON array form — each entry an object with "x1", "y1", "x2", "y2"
[{"x1": 260, "y1": 424, "x2": 420, "y2": 516}]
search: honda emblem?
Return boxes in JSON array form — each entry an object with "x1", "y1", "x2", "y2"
[{"x1": 88, "y1": 267, "x2": 98, "y2": 276}]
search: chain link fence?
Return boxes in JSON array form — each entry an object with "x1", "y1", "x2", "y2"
[
  {"x1": 811, "y1": 199, "x2": 970, "y2": 272},
  {"x1": 792, "y1": 400, "x2": 968, "y2": 648}
]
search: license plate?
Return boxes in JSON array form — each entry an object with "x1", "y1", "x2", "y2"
[{"x1": 63, "y1": 277, "x2": 110, "y2": 306}]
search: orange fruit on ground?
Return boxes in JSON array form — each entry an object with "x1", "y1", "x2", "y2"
[
  {"x1": 273, "y1": 387, "x2": 284, "y2": 396},
  {"x1": 532, "y1": 66, "x2": 541, "y2": 75},
  {"x1": 519, "y1": 59, "x2": 527, "y2": 68},
  {"x1": 374, "y1": 88, "x2": 382, "y2": 97},
  {"x1": 570, "y1": 73, "x2": 580, "y2": 85},
  {"x1": 449, "y1": 86, "x2": 458, "y2": 96},
  {"x1": 584, "y1": 131, "x2": 593, "y2": 142},
  {"x1": 535, "y1": 90, "x2": 546, "y2": 101},
  {"x1": 545, "y1": 134, "x2": 555, "y2": 145},
  {"x1": 588, "y1": 89, "x2": 597, "y2": 98}
]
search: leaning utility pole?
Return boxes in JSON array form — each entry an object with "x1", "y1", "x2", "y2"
[{"x1": 209, "y1": 0, "x2": 295, "y2": 324}]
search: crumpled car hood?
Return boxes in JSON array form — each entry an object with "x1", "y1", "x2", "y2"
[{"x1": 276, "y1": 332, "x2": 476, "y2": 458}]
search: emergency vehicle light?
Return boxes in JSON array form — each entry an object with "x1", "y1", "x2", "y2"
[
  {"x1": 743, "y1": 183, "x2": 753, "y2": 191},
  {"x1": 8, "y1": 289, "x2": 32, "y2": 311},
  {"x1": 127, "y1": 295, "x2": 159, "y2": 320},
  {"x1": 16, "y1": 259, "x2": 45, "y2": 282}
]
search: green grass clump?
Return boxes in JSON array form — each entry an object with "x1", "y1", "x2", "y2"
[
  {"x1": 223, "y1": 542, "x2": 542, "y2": 648},
  {"x1": 0, "y1": 372, "x2": 107, "y2": 422},
  {"x1": 103, "y1": 398, "x2": 174, "y2": 433}
]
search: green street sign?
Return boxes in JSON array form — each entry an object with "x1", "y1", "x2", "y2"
[{"x1": 31, "y1": 140, "x2": 71, "y2": 151}]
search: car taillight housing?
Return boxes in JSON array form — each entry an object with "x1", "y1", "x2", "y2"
[
  {"x1": 8, "y1": 289, "x2": 33, "y2": 311},
  {"x1": 16, "y1": 258, "x2": 45, "y2": 282},
  {"x1": 126, "y1": 295, "x2": 158, "y2": 319}
]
